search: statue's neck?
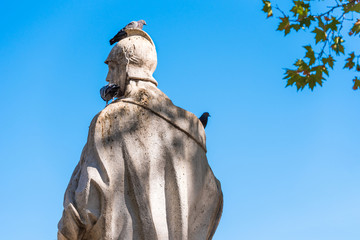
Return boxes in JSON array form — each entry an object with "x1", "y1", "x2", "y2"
[{"x1": 124, "y1": 80, "x2": 157, "y2": 97}]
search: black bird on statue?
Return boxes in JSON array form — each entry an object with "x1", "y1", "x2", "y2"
[
  {"x1": 100, "y1": 83, "x2": 120, "y2": 106},
  {"x1": 109, "y1": 20, "x2": 147, "y2": 45},
  {"x1": 199, "y1": 112, "x2": 211, "y2": 129}
]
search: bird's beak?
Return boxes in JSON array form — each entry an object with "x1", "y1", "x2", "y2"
[{"x1": 209, "y1": 114, "x2": 211, "y2": 117}]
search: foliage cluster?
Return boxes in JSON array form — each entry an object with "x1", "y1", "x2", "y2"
[{"x1": 262, "y1": 0, "x2": 360, "y2": 90}]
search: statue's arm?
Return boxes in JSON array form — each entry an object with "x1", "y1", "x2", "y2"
[
  {"x1": 58, "y1": 114, "x2": 107, "y2": 240},
  {"x1": 58, "y1": 160, "x2": 86, "y2": 239}
]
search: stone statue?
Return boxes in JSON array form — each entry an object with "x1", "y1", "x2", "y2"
[{"x1": 58, "y1": 29, "x2": 223, "y2": 240}]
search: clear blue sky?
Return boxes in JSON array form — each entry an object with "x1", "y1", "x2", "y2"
[{"x1": 0, "y1": 0, "x2": 359, "y2": 239}]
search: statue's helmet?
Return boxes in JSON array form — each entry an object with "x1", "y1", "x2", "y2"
[{"x1": 105, "y1": 29, "x2": 158, "y2": 86}]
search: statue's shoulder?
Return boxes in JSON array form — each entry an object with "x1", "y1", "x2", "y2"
[{"x1": 96, "y1": 100, "x2": 139, "y2": 123}]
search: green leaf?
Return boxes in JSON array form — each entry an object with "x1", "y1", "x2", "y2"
[
  {"x1": 284, "y1": 66, "x2": 306, "y2": 90},
  {"x1": 291, "y1": 0, "x2": 310, "y2": 18},
  {"x1": 344, "y1": 52, "x2": 356, "y2": 69},
  {"x1": 344, "y1": 3, "x2": 360, "y2": 13},
  {"x1": 304, "y1": 45, "x2": 315, "y2": 65},
  {"x1": 323, "y1": 66, "x2": 329, "y2": 76},
  {"x1": 310, "y1": 65, "x2": 327, "y2": 90},
  {"x1": 277, "y1": 16, "x2": 290, "y2": 35},
  {"x1": 284, "y1": 69, "x2": 298, "y2": 87},
  {"x1": 350, "y1": 19, "x2": 360, "y2": 36},
  {"x1": 284, "y1": 69, "x2": 308, "y2": 91},
  {"x1": 331, "y1": 37, "x2": 345, "y2": 55},
  {"x1": 299, "y1": 15, "x2": 315, "y2": 28},
  {"x1": 352, "y1": 77, "x2": 360, "y2": 90},
  {"x1": 322, "y1": 56, "x2": 335, "y2": 69},
  {"x1": 316, "y1": 16, "x2": 325, "y2": 30},
  {"x1": 325, "y1": 19, "x2": 340, "y2": 31},
  {"x1": 291, "y1": 24, "x2": 301, "y2": 31},
  {"x1": 312, "y1": 27, "x2": 327, "y2": 43},
  {"x1": 294, "y1": 59, "x2": 310, "y2": 72},
  {"x1": 308, "y1": 75, "x2": 316, "y2": 90},
  {"x1": 345, "y1": 61, "x2": 355, "y2": 69},
  {"x1": 262, "y1": 0, "x2": 273, "y2": 18}
]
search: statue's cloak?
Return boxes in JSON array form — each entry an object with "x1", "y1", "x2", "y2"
[{"x1": 58, "y1": 82, "x2": 223, "y2": 240}]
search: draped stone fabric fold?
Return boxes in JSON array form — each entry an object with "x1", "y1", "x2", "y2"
[{"x1": 58, "y1": 81, "x2": 223, "y2": 240}]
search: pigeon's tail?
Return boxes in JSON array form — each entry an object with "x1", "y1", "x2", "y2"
[
  {"x1": 109, "y1": 38, "x2": 117, "y2": 45},
  {"x1": 109, "y1": 31, "x2": 127, "y2": 45},
  {"x1": 199, "y1": 112, "x2": 210, "y2": 129}
]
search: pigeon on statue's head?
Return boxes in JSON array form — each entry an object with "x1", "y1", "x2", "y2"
[
  {"x1": 109, "y1": 20, "x2": 147, "y2": 45},
  {"x1": 100, "y1": 83, "x2": 120, "y2": 106},
  {"x1": 199, "y1": 112, "x2": 211, "y2": 129}
]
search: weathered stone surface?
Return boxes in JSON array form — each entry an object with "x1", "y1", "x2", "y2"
[{"x1": 58, "y1": 29, "x2": 223, "y2": 240}]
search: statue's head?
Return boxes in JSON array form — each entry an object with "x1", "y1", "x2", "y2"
[{"x1": 105, "y1": 29, "x2": 157, "y2": 97}]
